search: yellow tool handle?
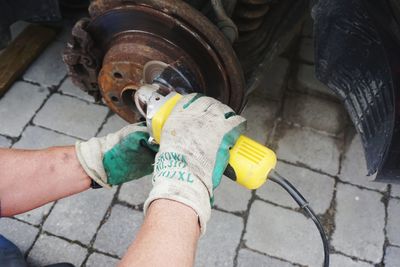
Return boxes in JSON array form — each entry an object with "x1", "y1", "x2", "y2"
[{"x1": 151, "y1": 94, "x2": 277, "y2": 189}]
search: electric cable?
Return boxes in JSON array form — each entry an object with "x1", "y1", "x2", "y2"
[{"x1": 268, "y1": 170, "x2": 330, "y2": 267}]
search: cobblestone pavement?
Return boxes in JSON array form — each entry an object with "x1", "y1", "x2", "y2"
[{"x1": 1, "y1": 18, "x2": 400, "y2": 267}]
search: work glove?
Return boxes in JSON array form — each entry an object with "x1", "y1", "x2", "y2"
[
  {"x1": 144, "y1": 94, "x2": 247, "y2": 234},
  {"x1": 75, "y1": 122, "x2": 158, "y2": 188}
]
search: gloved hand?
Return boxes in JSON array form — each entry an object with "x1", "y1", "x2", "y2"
[
  {"x1": 144, "y1": 94, "x2": 246, "y2": 234},
  {"x1": 76, "y1": 122, "x2": 158, "y2": 188}
]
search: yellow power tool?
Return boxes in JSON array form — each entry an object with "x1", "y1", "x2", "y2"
[{"x1": 134, "y1": 61, "x2": 277, "y2": 189}]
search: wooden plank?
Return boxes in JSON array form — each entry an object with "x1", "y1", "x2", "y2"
[{"x1": 0, "y1": 24, "x2": 58, "y2": 97}]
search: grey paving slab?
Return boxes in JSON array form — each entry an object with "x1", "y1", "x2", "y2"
[
  {"x1": 237, "y1": 249, "x2": 295, "y2": 267},
  {"x1": 0, "y1": 81, "x2": 48, "y2": 137},
  {"x1": 13, "y1": 125, "x2": 77, "y2": 149},
  {"x1": 275, "y1": 124, "x2": 340, "y2": 176},
  {"x1": 23, "y1": 41, "x2": 67, "y2": 88},
  {"x1": 332, "y1": 183, "x2": 385, "y2": 263},
  {"x1": 391, "y1": 185, "x2": 400, "y2": 198},
  {"x1": 43, "y1": 188, "x2": 116, "y2": 245},
  {"x1": 252, "y1": 57, "x2": 290, "y2": 100},
  {"x1": 387, "y1": 198, "x2": 400, "y2": 246},
  {"x1": 15, "y1": 203, "x2": 54, "y2": 226},
  {"x1": 195, "y1": 210, "x2": 243, "y2": 267},
  {"x1": 298, "y1": 38, "x2": 314, "y2": 63},
  {"x1": 27, "y1": 234, "x2": 86, "y2": 267},
  {"x1": 94, "y1": 204, "x2": 143, "y2": 257},
  {"x1": 244, "y1": 201, "x2": 323, "y2": 266},
  {"x1": 0, "y1": 218, "x2": 39, "y2": 254},
  {"x1": 242, "y1": 95, "x2": 280, "y2": 145},
  {"x1": 291, "y1": 64, "x2": 336, "y2": 98},
  {"x1": 0, "y1": 135, "x2": 11, "y2": 147},
  {"x1": 257, "y1": 161, "x2": 334, "y2": 214},
  {"x1": 118, "y1": 175, "x2": 152, "y2": 206},
  {"x1": 384, "y1": 246, "x2": 400, "y2": 267},
  {"x1": 86, "y1": 252, "x2": 119, "y2": 267},
  {"x1": 59, "y1": 78, "x2": 95, "y2": 102},
  {"x1": 283, "y1": 93, "x2": 346, "y2": 135},
  {"x1": 34, "y1": 94, "x2": 109, "y2": 140},
  {"x1": 340, "y1": 133, "x2": 387, "y2": 191},
  {"x1": 330, "y1": 254, "x2": 373, "y2": 267},
  {"x1": 214, "y1": 177, "x2": 252, "y2": 213},
  {"x1": 97, "y1": 114, "x2": 128, "y2": 137}
]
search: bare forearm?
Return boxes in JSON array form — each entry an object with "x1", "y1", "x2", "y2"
[
  {"x1": 119, "y1": 199, "x2": 200, "y2": 267},
  {"x1": 0, "y1": 147, "x2": 91, "y2": 216}
]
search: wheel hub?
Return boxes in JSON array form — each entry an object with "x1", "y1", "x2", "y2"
[{"x1": 64, "y1": 0, "x2": 245, "y2": 123}]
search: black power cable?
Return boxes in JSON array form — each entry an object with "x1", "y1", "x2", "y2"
[{"x1": 268, "y1": 170, "x2": 330, "y2": 267}]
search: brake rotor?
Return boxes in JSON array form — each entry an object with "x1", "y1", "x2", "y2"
[{"x1": 64, "y1": 0, "x2": 245, "y2": 123}]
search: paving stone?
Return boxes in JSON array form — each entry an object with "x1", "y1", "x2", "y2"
[
  {"x1": 59, "y1": 78, "x2": 95, "y2": 102},
  {"x1": 15, "y1": 203, "x2": 54, "y2": 226},
  {"x1": 0, "y1": 135, "x2": 11, "y2": 147},
  {"x1": 257, "y1": 161, "x2": 334, "y2": 214},
  {"x1": 86, "y1": 252, "x2": 119, "y2": 267},
  {"x1": 387, "y1": 198, "x2": 400, "y2": 246},
  {"x1": 23, "y1": 41, "x2": 67, "y2": 87},
  {"x1": 283, "y1": 93, "x2": 346, "y2": 135},
  {"x1": 384, "y1": 246, "x2": 400, "y2": 267},
  {"x1": 0, "y1": 81, "x2": 48, "y2": 137},
  {"x1": 242, "y1": 95, "x2": 280, "y2": 145},
  {"x1": 34, "y1": 94, "x2": 109, "y2": 140},
  {"x1": 244, "y1": 200, "x2": 323, "y2": 266},
  {"x1": 237, "y1": 249, "x2": 295, "y2": 267},
  {"x1": 43, "y1": 188, "x2": 116, "y2": 245},
  {"x1": 94, "y1": 204, "x2": 143, "y2": 257},
  {"x1": 0, "y1": 218, "x2": 39, "y2": 254},
  {"x1": 195, "y1": 210, "x2": 243, "y2": 267},
  {"x1": 332, "y1": 183, "x2": 385, "y2": 263},
  {"x1": 291, "y1": 64, "x2": 336, "y2": 98},
  {"x1": 97, "y1": 114, "x2": 128, "y2": 137},
  {"x1": 214, "y1": 177, "x2": 252, "y2": 213},
  {"x1": 330, "y1": 254, "x2": 373, "y2": 267},
  {"x1": 252, "y1": 57, "x2": 290, "y2": 100},
  {"x1": 391, "y1": 185, "x2": 400, "y2": 198},
  {"x1": 27, "y1": 234, "x2": 86, "y2": 267},
  {"x1": 275, "y1": 124, "x2": 340, "y2": 176},
  {"x1": 13, "y1": 125, "x2": 77, "y2": 149},
  {"x1": 119, "y1": 175, "x2": 152, "y2": 206},
  {"x1": 298, "y1": 38, "x2": 314, "y2": 63},
  {"x1": 340, "y1": 133, "x2": 387, "y2": 191}
]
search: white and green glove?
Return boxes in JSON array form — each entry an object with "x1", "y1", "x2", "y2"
[
  {"x1": 144, "y1": 94, "x2": 247, "y2": 234},
  {"x1": 76, "y1": 122, "x2": 158, "y2": 188}
]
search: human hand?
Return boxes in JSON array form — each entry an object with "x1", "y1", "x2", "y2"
[
  {"x1": 75, "y1": 122, "x2": 158, "y2": 188},
  {"x1": 144, "y1": 94, "x2": 246, "y2": 234}
]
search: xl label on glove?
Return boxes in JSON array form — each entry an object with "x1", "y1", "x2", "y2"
[{"x1": 154, "y1": 152, "x2": 194, "y2": 183}]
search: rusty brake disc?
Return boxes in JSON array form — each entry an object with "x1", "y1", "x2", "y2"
[{"x1": 64, "y1": 0, "x2": 245, "y2": 123}]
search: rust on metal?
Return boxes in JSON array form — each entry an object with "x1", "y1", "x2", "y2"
[
  {"x1": 98, "y1": 31, "x2": 205, "y2": 122},
  {"x1": 63, "y1": 0, "x2": 245, "y2": 122}
]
